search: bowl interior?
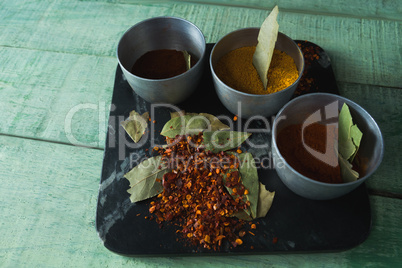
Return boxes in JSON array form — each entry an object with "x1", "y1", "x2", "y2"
[
  {"x1": 210, "y1": 28, "x2": 304, "y2": 89},
  {"x1": 118, "y1": 17, "x2": 206, "y2": 76},
  {"x1": 273, "y1": 93, "x2": 384, "y2": 182}
]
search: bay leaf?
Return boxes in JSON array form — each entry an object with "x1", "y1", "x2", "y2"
[
  {"x1": 237, "y1": 152, "x2": 259, "y2": 219},
  {"x1": 256, "y1": 182, "x2": 275, "y2": 218},
  {"x1": 222, "y1": 152, "x2": 262, "y2": 221},
  {"x1": 339, "y1": 104, "x2": 355, "y2": 160},
  {"x1": 170, "y1": 111, "x2": 185, "y2": 118},
  {"x1": 338, "y1": 103, "x2": 363, "y2": 181},
  {"x1": 232, "y1": 209, "x2": 253, "y2": 221},
  {"x1": 252, "y1": 5, "x2": 279, "y2": 90},
  {"x1": 339, "y1": 154, "x2": 359, "y2": 183},
  {"x1": 182, "y1": 50, "x2": 191, "y2": 71},
  {"x1": 199, "y1": 113, "x2": 230, "y2": 131},
  {"x1": 124, "y1": 156, "x2": 170, "y2": 203},
  {"x1": 203, "y1": 131, "x2": 251, "y2": 153},
  {"x1": 121, "y1": 110, "x2": 149, "y2": 143},
  {"x1": 222, "y1": 169, "x2": 252, "y2": 221},
  {"x1": 169, "y1": 112, "x2": 229, "y2": 131},
  {"x1": 160, "y1": 114, "x2": 209, "y2": 138},
  {"x1": 339, "y1": 103, "x2": 362, "y2": 162},
  {"x1": 350, "y1": 124, "x2": 363, "y2": 162}
]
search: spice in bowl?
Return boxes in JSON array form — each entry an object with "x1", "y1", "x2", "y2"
[
  {"x1": 276, "y1": 103, "x2": 363, "y2": 184},
  {"x1": 215, "y1": 46, "x2": 298, "y2": 95},
  {"x1": 131, "y1": 49, "x2": 197, "y2": 79},
  {"x1": 277, "y1": 122, "x2": 342, "y2": 183},
  {"x1": 214, "y1": 5, "x2": 298, "y2": 95}
]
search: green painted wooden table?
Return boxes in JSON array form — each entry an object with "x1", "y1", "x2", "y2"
[{"x1": 1, "y1": 0, "x2": 401, "y2": 266}]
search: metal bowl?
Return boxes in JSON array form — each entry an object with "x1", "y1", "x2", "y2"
[
  {"x1": 117, "y1": 17, "x2": 206, "y2": 104},
  {"x1": 210, "y1": 28, "x2": 304, "y2": 118},
  {"x1": 272, "y1": 93, "x2": 384, "y2": 200}
]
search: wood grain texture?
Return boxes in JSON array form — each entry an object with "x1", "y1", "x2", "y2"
[
  {"x1": 340, "y1": 82, "x2": 402, "y2": 195},
  {"x1": 95, "y1": 0, "x2": 402, "y2": 20},
  {"x1": 0, "y1": 135, "x2": 401, "y2": 267},
  {"x1": 0, "y1": 0, "x2": 400, "y2": 86},
  {"x1": 0, "y1": 46, "x2": 114, "y2": 148},
  {"x1": 0, "y1": 0, "x2": 401, "y2": 147},
  {"x1": 0, "y1": 0, "x2": 401, "y2": 266}
]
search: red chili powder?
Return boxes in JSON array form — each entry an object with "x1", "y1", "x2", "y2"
[{"x1": 276, "y1": 123, "x2": 342, "y2": 184}]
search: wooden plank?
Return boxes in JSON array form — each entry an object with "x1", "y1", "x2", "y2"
[
  {"x1": 0, "y1": 135, "x2": 401, "y2": 266},
  {"x1": 0, "y1": 0, "x2": 401, "y2": 87},
  {"x1": 93, "y1": 0, "x2": 402, "y2": 21},
  {"x1": 340, "y1": 82, "x2": 402, "y2": 195},
  {"x1": 0, "y1": 46, "x2": 115, "y2": 148}
]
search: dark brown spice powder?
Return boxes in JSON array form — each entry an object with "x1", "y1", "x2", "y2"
[{"x1": 131, "y1": 49, "x2": 197, "y2": 79}]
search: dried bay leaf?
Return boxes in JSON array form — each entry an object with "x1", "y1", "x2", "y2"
[
  {"x1": 160, "y1": 114, "x2": 209, "y2": 138},
  {"x1": 199, "y1": 113, "x2": 230, "y2": 131},
  {"x1": 350, "y1": 124, "x2": 363, "y2": 161},
  {"x1": 203, "y1": 131, "x2": 251, "y2": 153},
  {"x1": 338, "y1": 103, "x2": 363, "y2": 181},
  {"x1": 223, "y1": 152, "x2": 272, "y2": 221},
  {"x1": 339, "y1": 155, "x2": 359, "y2": 182},
  {"x1": 256, "y1": 182, "x2": 275, "y2": 218},
  {"x1": 182, "y1": 50, "x2": 191, "y2": 71},
  {"x1": 161, "y1": 113, "x2": 230, "y2": 138},
  {"x1": 169, "y1": 112, "x2": 230, "y2": 131},
  {"x1": 339, "y1": 103, "x2": 363, "y2": 161},
  {"x1": 124, "y1": 156, "x2": 170, "y2": 203},
  {"x1": 121, "y1": 110, "x2": 149, "y2": 143},
  {"x1": 222, "y1": 169, "x2": 253, "y2": 221},
  {"x1": 237, "y1": 152, "x2": 259, "y2": 219},
  {"x1": 252, "y1": 5, "x2": 279, "y2": 90}
]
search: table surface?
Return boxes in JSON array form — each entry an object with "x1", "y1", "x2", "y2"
[{"x1": 1, "y1": 0, "x2": 401, "y2": 267}]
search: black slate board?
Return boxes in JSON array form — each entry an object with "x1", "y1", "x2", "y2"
[{"x1": 96, "y1": 42, "x2": 371, "y2": 256}]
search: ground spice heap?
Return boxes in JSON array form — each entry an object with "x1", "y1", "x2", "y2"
[
  {"x1": 277, "y1": 123, "x2": 342, "y2": 184},
  {"x1": 149, "y1": 133, "x2": 254, "y2": 250},
  {"x1": 215, "y1": 46, "x2": 298, "y2": 95}
]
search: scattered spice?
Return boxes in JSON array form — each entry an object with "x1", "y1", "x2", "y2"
[
  {"x1": 276, "y1": 123, "x2": 342, "y2": 183},
  {"x1": 149, "y1": 133, "x2": 254, "y2": 250},
  {"x1": 215, "y1": 46, "x2": 298, "y2": 95},
  {"x1": 294, "y1": 41, "x2": 321, "y2": 96},
  {"x1": 131, "y1": 49, "x2": 197, "y2": 79}
]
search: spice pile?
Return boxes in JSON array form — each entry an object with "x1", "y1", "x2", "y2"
[
  {"x1": 151, "y1": 134, "x2": 252, "y2": 249},
  {"x1": 123, "y1": 112, "x2": 275, "y2": 250},
  {"x1": 216, "y1": 47, "x2": 298, "y2": 95}
]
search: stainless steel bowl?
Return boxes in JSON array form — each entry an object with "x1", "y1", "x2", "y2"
[
  {"x1": 272, "y1": 93, "x2": 384, "y2": 200},
  {"x1": 117, "y1": 17, "x2": 206, "y2": 104},
  {"x1": 210, "y1": 28, "x2": 304, "y2": 118}
]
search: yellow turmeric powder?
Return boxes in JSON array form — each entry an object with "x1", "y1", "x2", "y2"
[{"x1": 215, "y1": 46, "x2": 298, "y2": 95}]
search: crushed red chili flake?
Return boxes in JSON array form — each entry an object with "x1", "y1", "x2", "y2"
[
  {"x1": 294, "y1": 41, "x2": 321, "y2": 96},
  {"x1": 149, "y1": 133, "x2": 254, "y2": 250}
]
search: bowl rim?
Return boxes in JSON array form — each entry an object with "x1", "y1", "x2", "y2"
[
  {"x1": 116, "y1": 16, "x2": 206, "y2": 82},
  {"x1": 272, "y1": 92, "x2": 385, "y2": 187},
  {"x1": 209, "y1": 27, "x2": 304, "y2": 98}
]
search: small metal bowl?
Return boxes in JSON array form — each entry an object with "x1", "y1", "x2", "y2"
[
  {"x1": 117, "y1": 17, "x2": 206, "y2": 104},
  {"x1": 272, "y1": 93, "x2": 384, "y2": 200},
  {"x1": 210, "y1": 28, "x2": 304, "y2": 118}
]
